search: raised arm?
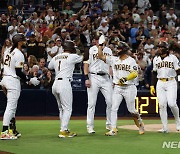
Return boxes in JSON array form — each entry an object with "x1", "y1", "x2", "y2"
[{"x1": 98, "y1": 35, "x2": 106, "y2": 62}]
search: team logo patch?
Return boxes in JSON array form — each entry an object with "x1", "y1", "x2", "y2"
[
  {"x1": 133, "y1": 66, "x2": 138, "y2": 70},
  {"x1": 20, "y1": 62, "x2": 24, "y2": 66}
]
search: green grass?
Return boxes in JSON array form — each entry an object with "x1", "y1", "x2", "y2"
[{"x1": 0, "y1": 119, "x2": 179, "y2": 154}]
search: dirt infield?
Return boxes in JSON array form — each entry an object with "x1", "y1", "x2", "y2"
[{"x1": 118, "y1": 124, "x2": 180, "y2": 132}]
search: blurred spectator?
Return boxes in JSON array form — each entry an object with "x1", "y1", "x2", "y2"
[
  {"x1": 37, "y1": 36, "x2": 47, "y2": 60},
  {"x1": 130, "y1": 22, "x2": 139, "y2": 51},
  {"x1": 38, "y1": 58, "x2": 48, "y2": 75},
  {"x1": 42, "y1": 70, "x2": 54, "y2": 89},
  {"x1": 60, "y1": 28, "x2": 71, "y2": 43},
  {"x1": 166, "y1": 8, "x2": 177, "y2": 29},
  {"x1": 44, "y1": 23, "x2": 54, "y2": 39},
  {"x1": 8, "y1": 18, "x2": 18, "y2": 40},
  {"x1": 49, "y1": 0, "x2": 60, "y2": 12},
  {"x1": 97, "y1": 19, "x2": 109, "y2": 35},
  {"x1": 25, "y1": 23, "x2": 35, "y2": 37},
  {"x1": 45, "y1": 9, "x2": 55, "y2": 24},
  {"x1": 89, "y1": 4, "x2": 102, "y2": 19},
  {"x1": 137, "y1": 0, "x2": 151, "y2": 13},
  {"x1": 62, "y1": 0, "x2": 73, "y2": 10},
  {"x1": 52, "y1": 38, "x2": 64, "y2": 55},
  {"x1": 147, "y1": 9, "x2": 158, "y2": 24},
  {"x1": 144, "y1": 37, "x2": 154, "y2": 56},
  {"x1": 27, "y1": 65, "x2": 41, "y2": 89},
  {"x1": 144, "y1": 55, "x2": 154, "y2": 89},
  {"x1": 102, "y1": 0, "x2": 114, "y2": 12},
  {"x1": 46, "y1": 40, "x2": 56, "y2": 63},
  {"x1": 39, "y1": 21, "x2": 48, "y2": 37},
  {"x1": 136, "y1": 52, "x2": 147, "y2": 89},
  {"x1": 18, "y1": 25, "x2": 26, "y2": 34},
  {"x1": 26, "y1": 33, "x2": 38, "y2": 58},
  {"x1": 62, "y1": 4, "x2": 74, "y2": 17},
  {"x1": 0, "y1": 14, "x2": 8, "y2": 46},
  {"x1": 1, "y1": 38, "x2": 12, "y2": 59},
  {"x1": 23, "y1": 62, "x2": 30, "y2": 76},
  {"x1": 27, "y1": 55, "x2": 38, "y2": 69}
]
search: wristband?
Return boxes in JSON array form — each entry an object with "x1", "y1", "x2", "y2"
[{"x1": 84, "y1": 74, "x2": 89, "y2": 80}]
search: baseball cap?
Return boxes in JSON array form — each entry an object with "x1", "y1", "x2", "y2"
[
  {"x1": 48, "y1": 40, "x2": 55, "y2": 44},
  {"x1": 61, "y1": 29, "x2": 66, "y2": 33},
  {"x1": 101, "y1": 19, "x2": 108, "y2": 23},
  {"x1": 19, "y1": 25, "x2": 25, "y2": 28},
  {"x1": 8, "y1": 26, "x2": 14, "y2": 32},
  {"x1": 30, "y1": 32, "x2": 36, "y2": 37},
  {"x1": 56, "y1": 38, "x2": 62, "y2": 42}
]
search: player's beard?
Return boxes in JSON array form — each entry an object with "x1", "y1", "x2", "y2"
[{"x1": 21, "y1": 44, "x2": 27, "y2": 49}]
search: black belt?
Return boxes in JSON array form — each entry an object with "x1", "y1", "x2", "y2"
[
  {"x1": 90, "y1": 72, "x2": 107, "y2": 76},
  {"x1": 57, "y1": 78, "x2": 71, "y2": 81},
  {"x1": 159, "y1": 77, "x2": 174, "y2": 82},
  {"x1": 4, "y1": 75, "x2": 19, "y2": 79}
]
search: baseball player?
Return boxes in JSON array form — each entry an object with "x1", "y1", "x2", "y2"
[
  {"x1": 0, "y1": 34, "x2": 26, "y2": 140},
  {"x1": 48, "y1": 40, "x2": 83, "y2": 138},
  {"x1": 150, "y1": 42, "x2": 180, "y2": 133},
  {"x1": 98, "y1": 35, "x2": 144, "y2": 136},
  {"x1": 84, "y1": 32, "x2": 112, "y2": 134}
]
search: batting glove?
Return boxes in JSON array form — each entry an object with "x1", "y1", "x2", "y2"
[
  {"x1": 118, "y1": 77, "x2": 127, "y2": 85},
  {"x1": 150, "y1": 86, "x2": 156, "y2": 96},
  {"x1": 98, "y1": 35, "x2": 105, "y2": 45}
]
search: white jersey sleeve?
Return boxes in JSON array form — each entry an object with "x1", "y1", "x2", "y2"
[
  {"x1": 173, "y1": 55, "x2": 180, "y2": 71},
  {"x1": 69, "y1": 54, "x2": 83, "y2": 64},
  {"x1": 15, "y1": 52, "x2": 25, "y2": 68},
  {"x1": 106, "y1": 55, "x2": 113, "y2": 65},
  {"x1": 153, "y1": 56, "x2": 157, "y2": 72},
  {"x1": 129, "y1": 58, "x2": 138, "y2": 72},
  {"x1": 48, "y1": 58, "x2": 55, "y2": 70}
]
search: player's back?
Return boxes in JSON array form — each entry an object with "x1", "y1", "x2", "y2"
[
  {"x1": 48, "y1": 52, "x2": 83, "y2": 79},
  {"x1": 3, "y1": 48, "x2": 24, "y2": 78}
]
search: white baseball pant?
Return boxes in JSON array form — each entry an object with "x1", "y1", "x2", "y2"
[
  {"x1": 52, "y1": 79, "x2": 72, "y2": 131},
  {"x1": 156, "y1": 79, "x2": 180, "y2": 130},
  {"x1": 1, "y1": 76, "x2": 21, "y2": 126},
  {"x1": 111, "y1": 84, "x2": 138, "y2": 129},
  {"x1": 87, "y1": 74, "x2": 112, "y2": 129}
]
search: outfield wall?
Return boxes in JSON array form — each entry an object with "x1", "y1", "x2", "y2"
[{"x1": 0, "y1": 89, "x2": 180, "y2": 117}]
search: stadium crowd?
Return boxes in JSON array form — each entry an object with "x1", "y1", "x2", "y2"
[{"x1": 0, "y1": 0, "x2": 179, "y2": 90}]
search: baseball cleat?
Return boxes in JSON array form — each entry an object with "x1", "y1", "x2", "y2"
[
  {"x1": 139, "y1": 122, "x2": 145, "y2": 135},
  {"x1": 58, "y1": 130, "x2": 77, "y2": 138},
  {"x1": 9, "y1": 129, "x2": 21, "y2": 138},
  {"x1": 87, "y1": 128, "x2": 95, "y2": 134},
  {"x1": 176, "y1": 120, "x2": 180, "y2": 131},
  {"x1": 0, "y1": 130, "x2": 17, "y2": 140},
  {"x1": 157, "y1": 129, "x2": 168, "y2": 133},
  {"x1": 106, "y1": 125, "x2": 111, "y2": 131},
  {"x1": 105, "y1": 128, "x2": 117, "y2": 136}
]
